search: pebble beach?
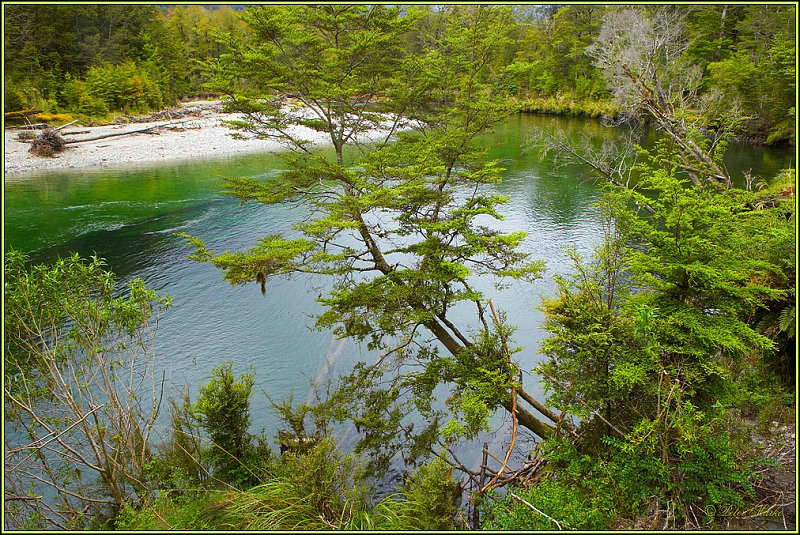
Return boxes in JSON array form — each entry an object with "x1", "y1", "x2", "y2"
[{"x1": 3, "y1": 101, "x2": 395, "y2": 177}]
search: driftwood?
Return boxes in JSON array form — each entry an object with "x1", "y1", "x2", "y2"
[
  {"x1": 62, "y1": 123, "x2": 164, "y2": 145},
  {"x1": 112, "y1": 102, "x2": 222, "y2": 125},
  {"x1": 25, "y1": 120, "x2": 81, "y2": 156},
  {"x1": 29, "y1": 129, "x2": 67, "y2": 157},
  {"x1": 62, "y1": 119, "x2": 197, "y2": 145},
  {"x1": 8, "y1": 123, "x2": 48, "y2": 130},
  {"x1": 53, "y1": 120, "x2": 79, "y2": 132},
  {"x1": 25, "y1": 120, "x2": 196, "y2": 158}
]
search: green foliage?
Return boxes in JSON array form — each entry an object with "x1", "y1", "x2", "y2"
[
  {"x1": 193, "y1": 363, "x2": 254, "y2": 456},
  {"x1": 149, "y1": 391, "x2": 209, "y2": 492},
  {"x1": 3, "y1": 4, "x2": 246, "y2": 115},
  {"x1": 695, "y1": 5, "x2": 796, "y2": 144},
  {"x1": 396, "y1": 457, "x2": 461, "y2": 530},
  {"x1": 483, "y1": 481, "x2": 608, "y2": 530},
  {"x1": 741, "y1": 168, "x2": 796, "y2": 386},
  {"x1": 538, "y1": 219, "x2": 638, "y2": 422},
  {"x1": 116, "y1": 492, "x2": 221, "y2": 530},
  {"x1": 4, "y1": 250, "x2": 170, "y2": 529},
  {"x1": 121, "y1": 445, "x2": 461, "y2": 530},
  {"x1": 534, "y1": 118, "x2": 792, "y2": 523},
  {"x1": 673, "y1": 432, "x2": 756, "y2": 510},
  {"x1": 84, "y1": 60, "x2": 164, "y2": 114},
  {"x1": 481, "y1": 437, "x2": 661, "y2": 530},
  {"x1": 4, "y1": 249, "x2": 169, "y2": 399},
  {"x1": 207, "y1": 4, "x2": 414, "y2": 155},
  {"x1": 185, "y1": 4, "x2": 552, "y2": 470},
  {"x1": 3, "y1": 5, "x2": 170, "y2": 113},
  {"x1": 512, "y1": 5, "x2": 608, "y2": 100},
  {"x1": 482, "y1": 427, "x2": 762, "y2": 531},
  {"x1": 191, "y1": 362, "x2": 272, "y2": 488},
  {"x1": 60, "y1": 73, "x2": 109, "y2": 117},
  {"x1": 4, "y1": 4, "x2": 793, "y2": 141},
  {"x1": 221, "y1": 438, "x2": 371, "y2": 529},
  {"x1": 520, "y1": 93, "x2": 618, "y2": 118},
  {"x1": 148, "y1": 362, "x2": 274, "y2": 495},
  {"x1": 600, "y1": 151, "x2": 780, "y2": 390}
]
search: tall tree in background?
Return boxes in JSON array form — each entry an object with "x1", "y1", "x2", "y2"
[
  {"x1": 512, "y1": 5, "x2": 605, "y2": 99},
  {"x1": 3, "y1": 5, "x2": 162, "y2": 111},
  {"x1": 704, "y1": 4, "x2": 796, "y2": 144},
  {"x1": 161, "y1": 5, "x2": 249, "y2": 98}
]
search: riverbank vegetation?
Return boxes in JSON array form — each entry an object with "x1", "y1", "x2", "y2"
[
  {"x1": 4, "y1": 4, "x2": 795, "y2": 144},
  {"x1": 4, "y1": 4, "x2": 795, "y2": 531}
]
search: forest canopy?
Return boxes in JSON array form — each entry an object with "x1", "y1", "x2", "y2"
[{"x1": 3, "y1": 3, "x2": 795, "y2": 144}]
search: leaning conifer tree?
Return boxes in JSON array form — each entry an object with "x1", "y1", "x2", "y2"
[{"x1": 185, "y1": 5, "x2": 562, "y2": 473}]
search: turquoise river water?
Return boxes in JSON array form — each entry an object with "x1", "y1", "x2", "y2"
[{"x1": 3, "y1": 114, "x2": 794, "y2": 470}]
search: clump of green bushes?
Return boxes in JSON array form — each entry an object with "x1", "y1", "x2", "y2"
[
  {"x1": 481, "y1": 429, "x2": 768, "y2": 530},
  {"x1": 520, "y1": 92, "x2": 619, "y2": 119},
  {"x1": 60, "y1": 61, "x2": 165, "y2": 117},
  {"x1": 117, "y1": 363, "x2": 463, "y2": 531}
]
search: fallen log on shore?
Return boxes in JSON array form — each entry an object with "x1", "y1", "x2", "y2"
[
  {"x1": 62, "y1": 123, "x2": 163, "y2": 144},
  {"x1": 7, "y1": 123, "x2": 48, "y2": 130},
  {"x1": 24, "y1": 120, "x2": 194, "y2": 157}
]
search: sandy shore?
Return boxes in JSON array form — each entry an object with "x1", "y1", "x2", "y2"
[{"x1": 3, "y1": 101, "x2": 394, "y2": 177}]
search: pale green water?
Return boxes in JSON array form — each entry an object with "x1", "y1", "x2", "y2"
[{"x1": 3, "y1": 115, "x2": 794, "y2": 455}]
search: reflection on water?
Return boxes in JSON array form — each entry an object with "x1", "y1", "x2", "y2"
[{"x1": 4, "y1": 114, "x2": 794, "y2": 468}]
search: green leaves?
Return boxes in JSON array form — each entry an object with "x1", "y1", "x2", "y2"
[
  {"x1": 192, "y1": 362, "x2": 260, "y2": 486},
  {"x1": 4, "y1": 251, "x2": 170, "y2": 527},
  {"x1": 536, "y1": 136, "x2": 794, "y2": 524},
  {"x1": 209, "y1": 5, "x2": 413, "y2": 153},
  {"x1": 177, "y1": 233, "x2": 315, "y2": 294},
  {"x1": 185, "y1": 4, "x2": 556, "y2": 472},
  {"x1": 4, "y1": 250, "x2": 169, "y2": 377}
]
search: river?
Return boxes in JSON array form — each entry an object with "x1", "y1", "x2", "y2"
[{"x1": 3, "y1": 113, "x2": 794, "y2": 467}]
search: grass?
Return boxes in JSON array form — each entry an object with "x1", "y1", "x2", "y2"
[{"x1": 519, "y1": 93, "x2": 620, "y2": 119}]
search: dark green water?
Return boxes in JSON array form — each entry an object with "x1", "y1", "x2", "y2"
[{"x1": 3, "y1": 114, "x2": 794, "y2": 453}]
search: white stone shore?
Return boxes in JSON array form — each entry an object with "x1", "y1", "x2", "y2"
[{"x1": 3, "y1": 101, "x2": 396, "y2": 177}]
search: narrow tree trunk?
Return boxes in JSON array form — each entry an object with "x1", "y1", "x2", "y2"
[{"x1": 339, "y1": 157, "x2": 558, "y2": 440}]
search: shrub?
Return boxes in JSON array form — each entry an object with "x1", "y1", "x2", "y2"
[
  {"x1": 85, "y1": 60, "x2": 163, "y2": 113},
  {"x1": 479, "y1": 438, "x2": 625, "y2": 530},
  {"x1": 397, "y1": 458, "x2": 460, "y2": 530},
  {"x1": 191, "y1": 362, "x2": 271, "y2": 487},
  {"x1": 32, "y1": 112, "x2": 75, "y2": 125},
  {"x1": 4, "y1": 251, "x2": 170, "y2": 529}
]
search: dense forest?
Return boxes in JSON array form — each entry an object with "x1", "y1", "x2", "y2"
[
  {"x1": 4, "y1": 4, "x2": 796, "y2": 144},
  {"x1": 4, "y1": 4, "x2": 796, "y2": 531}
]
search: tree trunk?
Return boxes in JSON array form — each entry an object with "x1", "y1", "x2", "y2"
[
  {"x1": 338, "y1": 148, "x2": 559, "y2": 440},
  {"x1": 500, "y1": 397, "x2": 554, "y2": 439}
]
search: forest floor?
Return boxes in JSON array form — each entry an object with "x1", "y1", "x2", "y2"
[
  {"x1": 620, "y1": 414, "x2": 796, "y2": 531},
  {"x1": 736, "y1": 419, "x2": 797, "y2": 531},
  {"x1": 4, "y1": 100, "x2": 397, "y2": 176}
]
